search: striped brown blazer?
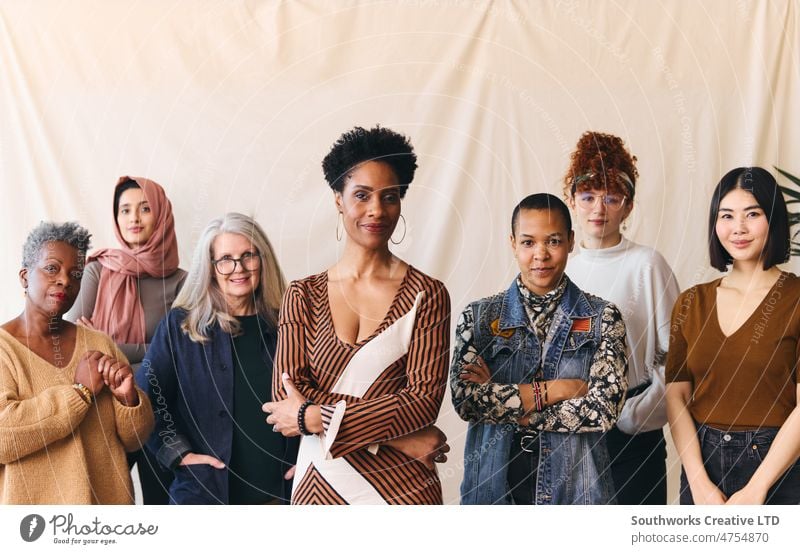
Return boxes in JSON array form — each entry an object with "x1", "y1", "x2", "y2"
[{"x1": 272, "y1": 265, "x2": 451, "y2": 504}]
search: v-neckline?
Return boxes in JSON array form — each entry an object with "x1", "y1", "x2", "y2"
[
  {"x1": 712, "y1": 272, "x2": 785, "y2": 339},
  {"x1": 0, "y1": 325, "x2": 81, "y2": 370},
  {"x1": 325, "y1": 265, "x2": 412, "y2": 348}
]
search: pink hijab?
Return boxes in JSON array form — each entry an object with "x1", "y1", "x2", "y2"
[{"x1": 89, "y1": 176, "x2": 179, "y2": 344}]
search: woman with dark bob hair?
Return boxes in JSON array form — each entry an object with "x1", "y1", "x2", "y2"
[
  {"x1": 0, "y1": 222, "x2": 154, "y2": 504},
  {"x1": 139, "y1": 213, "x2": 297, "y2": 504},
  {"x1": 666, "y1": 167, "x2": 800, "y2": 504},
  {"x1": 263, "y1": 125, "x2": 452, "y2": 504}
]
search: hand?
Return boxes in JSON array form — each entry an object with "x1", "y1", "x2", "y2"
[
  {"x1": 76, "y1": 316, "x2": 97, "y2": 330},
  {"x1": 262, "y1": 374, "x2": 308, "y2": 437},
  {"x1": 74, "y1": 350, "x2": 106, "y2": 395},
  {"x1": 384, "y1": 426, "x2": 450, "y2": 470},
  {"x1": 726, "y1": 485, "x2": 767, "y2": 505},
  {"x1": 97, "y1": 356, "x2": 138, "y2": 406},
  {"x1": 689, "y1": 479, "x2": 728, "y2": 505},
  {"x1": 459, "y1": 355, "x2": 491, "y2": 384},
  {"x1": 284, "y1": 466, "x2": 296, "y2": 480},
  {"x1": 180, "y1": 453, "x2": 225, "y2": 469},
  {"x1": 547, "y1": 379, "x2": 588, "y2": 403}
]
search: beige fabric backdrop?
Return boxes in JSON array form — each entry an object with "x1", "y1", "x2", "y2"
[{"x1": 1, "y1": 0, "x2": 798, "y2": 504}]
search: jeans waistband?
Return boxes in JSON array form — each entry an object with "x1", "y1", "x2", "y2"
[{"x1": 697, "y1": 424, "x2": 779, "y2": 447}]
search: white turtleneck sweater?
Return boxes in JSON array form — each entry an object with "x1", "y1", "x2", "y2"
[{"x1": 567, "y1": 237, "x2": 679, "y2": 434}]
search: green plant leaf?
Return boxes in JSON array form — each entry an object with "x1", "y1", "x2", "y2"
[
  {"x1": 775, "y1": 166, "x2": 800, "y2": 188},
  {"x1": 779, "y1": 185, "x2": 800, "y2": 202},
  {"x1": 775, "y1": 167, "x2": 800, "y2": 258}
]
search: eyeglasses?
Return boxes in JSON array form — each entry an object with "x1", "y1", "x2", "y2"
[
  {"x1": 212, "y1": 252, "x2": 261, "y2": 275},
  {"x1": 575, "y1": 193, "x2": 627, "y2": 211}
]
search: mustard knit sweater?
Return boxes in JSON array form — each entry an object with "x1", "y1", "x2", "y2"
[{"x1": 0, "y1": 326, "x2": 155, "y2": 504}]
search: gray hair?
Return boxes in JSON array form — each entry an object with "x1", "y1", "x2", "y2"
[
  {"x1": 22, "y1": 221, "x2": 92, "y2": 268},
  {"x1": 174, "y1": 212, "x2": 286, "y2": 342}
]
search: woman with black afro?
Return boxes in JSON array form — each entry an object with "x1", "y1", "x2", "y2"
[{"x1": 264, "y1": 125, "x2": 453, "y2": 504}]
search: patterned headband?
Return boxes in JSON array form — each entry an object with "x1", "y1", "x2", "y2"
[{"x1": 572, "y1": 171, "x2": 634, "y2": 196}]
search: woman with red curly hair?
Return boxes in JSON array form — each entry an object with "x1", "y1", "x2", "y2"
[{"x1": 564, "y1": 132, "x2": 679, "y2": 504}]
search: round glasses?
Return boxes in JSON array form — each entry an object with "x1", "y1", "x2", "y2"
[
  {"x1": 575, "y1": 193, "x2": 627, "y2": 211},
  {"x1": 212, "y1": 252, "x2": 261, "y2": 275}
]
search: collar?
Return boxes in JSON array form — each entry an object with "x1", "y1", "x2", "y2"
[
  {"x1": 576, "y1": 236, "x2": 631, "y2": 261},
  {"x1": 515, "y1": 275, "x2": 567, "y2": 310},
  {"x1": 499, "y1": 274, "x2": 597, "y2": 330}
]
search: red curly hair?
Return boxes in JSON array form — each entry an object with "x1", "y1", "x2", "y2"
[{"x1": 562, "y1": 131, "x2": 639, "y2": 201}]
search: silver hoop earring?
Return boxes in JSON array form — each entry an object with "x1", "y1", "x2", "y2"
[
  {"x1": 336, "y1": 212, "x2": 344, "y2": 242},
  {"x1": 391, "y1": 214, "x2": 407, "y2": 245}
]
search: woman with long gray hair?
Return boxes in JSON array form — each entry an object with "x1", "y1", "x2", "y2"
[{"x1": 138, "y1": 212, "x2": 298, "y2": 504}]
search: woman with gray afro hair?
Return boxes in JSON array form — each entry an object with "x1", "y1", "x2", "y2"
[
  {"x1": 0, "y1": 221, "x2": 154, "y2": 504},
  {"x1": 21, "y1": 221, "x2": 92, "y2": 269}
]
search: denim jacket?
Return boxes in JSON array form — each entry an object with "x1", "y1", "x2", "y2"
[{"x1": 452, "y1": 276, "x2": 626, "y2": 504}]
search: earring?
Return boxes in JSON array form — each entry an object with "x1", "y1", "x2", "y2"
[
  {"x1": 391, "y1": 215, "x2": 407, "y2": 245},
  {"x1": 336, "y1": 212, "x2": 344, "y2": 242},
  {"x1": 622, "y1": 221, "x2": 628, "y2": 232}
]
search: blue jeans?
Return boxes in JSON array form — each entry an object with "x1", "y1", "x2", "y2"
[{"x1": 680, "y1": 424, "x2": 800, "y2": 505}]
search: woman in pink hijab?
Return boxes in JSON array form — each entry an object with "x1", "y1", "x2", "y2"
[{"x1": 67, "y1": 176, "x2": 186, "y2": 505}]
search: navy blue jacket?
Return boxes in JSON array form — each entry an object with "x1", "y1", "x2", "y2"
[{"x1": 137, "y1": 308, "x2": 298, "y2": 504}]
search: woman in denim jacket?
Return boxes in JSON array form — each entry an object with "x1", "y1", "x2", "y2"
[{"x1": 451, "y1": 193, "x2": 627, "y2": 504}]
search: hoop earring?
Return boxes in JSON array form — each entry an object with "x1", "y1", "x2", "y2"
[
  {"x1": 336, "y1": 212, "x2": 344, "y2": 242},
  {"x1": 391, "y1": 214, "x2": 407, "y2": 245}
]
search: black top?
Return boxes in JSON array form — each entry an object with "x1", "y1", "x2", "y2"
[{"x1": 228, "y1": 315, "x2": 285, "y2": 504}]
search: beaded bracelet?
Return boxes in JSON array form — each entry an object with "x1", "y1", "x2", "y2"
[
  {"x1": 297, "y1": 400, "x2": 315, "y2": 436},
  {"x1": 72, "y1": 383, "x2": 94, "y2": 405},
  {"x1": 538, "y1": 382, "x2": 544, "y2": 411},
  {"x1": 532, "y1": 381, "x2": 542, "y2": 412}
]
